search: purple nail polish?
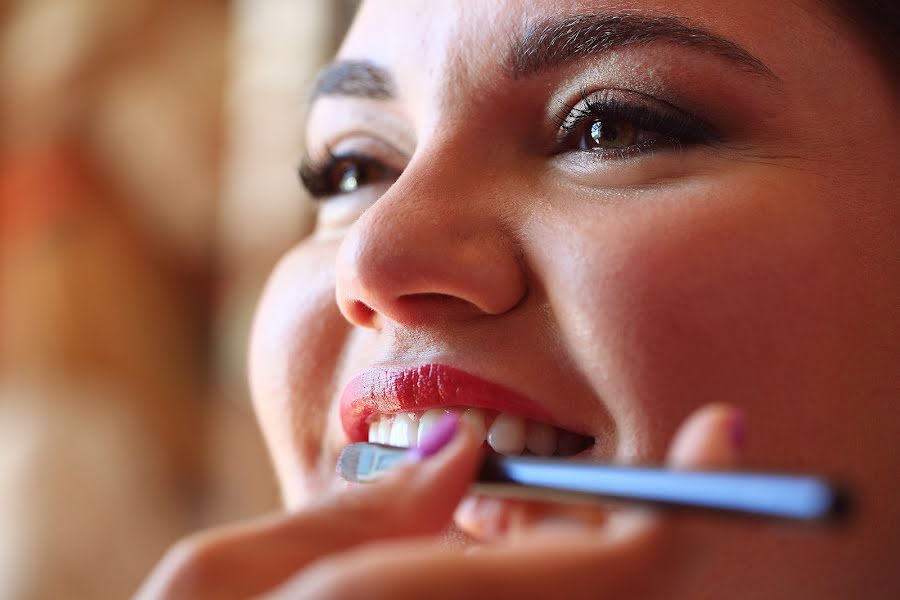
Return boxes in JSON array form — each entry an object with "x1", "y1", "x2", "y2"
[
  {"x1": 406, "y1": 413, "x2": 460, "y2": 461},
  {"x1": 730, "y1": 412, "x2": 747, "y2": 453}
]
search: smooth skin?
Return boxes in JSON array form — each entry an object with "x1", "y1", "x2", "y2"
[{"x1": 142, "y1": 0, "x2": 899, "y2": 597}]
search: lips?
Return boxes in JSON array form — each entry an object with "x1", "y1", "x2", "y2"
[{"x1": 339, "y1": 363, "x2": 557, "y2": 442}]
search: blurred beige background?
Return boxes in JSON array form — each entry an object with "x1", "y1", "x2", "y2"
[{"x1": 0, "y1": 1, "x2": 356, "y2": 597}]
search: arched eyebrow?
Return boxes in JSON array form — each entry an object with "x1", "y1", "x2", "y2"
[
  {"x1": 308, "y1": 13, "x2": 776, "y2": 104},
  {"x1": 309, "y1": 59, "x2": 396, "y2": 102},
  {"x1": 506, "y1": 13, "x2": 777, "y2": 80}
]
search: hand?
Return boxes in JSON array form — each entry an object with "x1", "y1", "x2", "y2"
[{"x1": 137, "y1": 404, "x2": 744, "y2": 599}]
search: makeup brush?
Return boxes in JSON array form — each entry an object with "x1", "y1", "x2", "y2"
[{"x1": 338, "y1": 442, "x2": 851, "y2": 522}]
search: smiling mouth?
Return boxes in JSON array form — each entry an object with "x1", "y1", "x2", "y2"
[{"x1": 340, "y1": 363, "x2": 595, "y2": 457}]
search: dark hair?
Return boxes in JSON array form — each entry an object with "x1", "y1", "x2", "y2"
[{"x1": 834, "y1": 0, "x2": 900, "y2": 79}]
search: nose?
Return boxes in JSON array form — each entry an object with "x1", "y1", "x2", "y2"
[{"x1": 334, "y1": 160, "x2": 527, "y2": 329}]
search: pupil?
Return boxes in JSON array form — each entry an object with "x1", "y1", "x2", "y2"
[
  {"x1": 338, "y1": 163, "x2": 360, "y2": 193},
  {"x1": 584, "y1": 118, "x2": 641, "y2": 150}
]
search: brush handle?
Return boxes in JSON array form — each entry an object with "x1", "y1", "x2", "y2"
[
  {"x1": 475, "y1": 454, "x2": 849, "y2": 521},
  {"x1": 339, "y1": 443, "x2": 850, "y2": 522}
]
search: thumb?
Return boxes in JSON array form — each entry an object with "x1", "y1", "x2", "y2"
[
  {"x1": 666, "y1": 403, "x2": 746, "y2": 470},
  {"x1": 274, "y1": 408, "x2": 751, "y2": 600},
  {"x1": 657, "y1": 402, "x2": 748, "y2": 571}
]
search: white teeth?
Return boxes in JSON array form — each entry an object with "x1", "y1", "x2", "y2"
[
  {"x1": 389, "y1": 412, "x2": 418, "y2": 448},
  {"x1": 377, "y1": 418, "x2": 391, "y2": 444},
  {"x1": 367, "y1": 408, "x2": 592, "y2": 457},
  {"x1": 461, "y1": 408, "x2": 487, "y2": 441},
  {"x1": 487, "y1": 413, "x2": 526, "y2": 455},
  {"x1": 525, "y1": 420, "x2": 557, "y2": 456},
  {"x1": 416, "y1": 408, "x2": 448, "y2": 447}
]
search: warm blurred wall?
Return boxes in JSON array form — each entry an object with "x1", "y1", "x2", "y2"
[
  {"x1": 0, "y1": 1, "x2": 229, "y2": 597},
  {"x1": 212, "y1": 0, "x2": 357, "y2": 524},
  {"x1": 0, "y1": 0, "x2": 354, "y2": 597}
]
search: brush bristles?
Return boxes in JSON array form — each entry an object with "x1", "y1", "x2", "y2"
[
  {"x1": 338, "y1": 443, "x2": 407, "y2": 482},
  {"x1": 336, "y1": 445, "x2": 362, "y2": 481}
]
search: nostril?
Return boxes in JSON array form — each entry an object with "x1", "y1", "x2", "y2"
[
  {"x1": 344, "y1": 299, "x2": 379, "y2": 329},
  {"x1": 399, "y1": 292, "x2": 467, "y2": 304},
  {"x1": 396, "y1": 293, "x2": 490, "y2": 321}
]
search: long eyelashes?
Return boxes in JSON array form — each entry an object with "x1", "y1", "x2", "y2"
[
  {"x1": 553, "y1": 88, "x2": 717, "y2": 156},
  {"x1": 298, "y1": 147, "x2": 400, "y2": 200},
  {"x1": 298, "y1": 147, "x2": 338, "y2": 198}
]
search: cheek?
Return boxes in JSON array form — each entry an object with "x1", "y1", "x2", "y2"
[
  {"x1": 248, "y1": 241, "x2": 350, "y2": 506},
  {"x1": 532, "y1": 175, "x2": 870, "y2": 466}
]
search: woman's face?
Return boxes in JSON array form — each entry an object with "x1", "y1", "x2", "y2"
[{"x1": 249, "y1": 0, "x2": 899, "y2": 592}]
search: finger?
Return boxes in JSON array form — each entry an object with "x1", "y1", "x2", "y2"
[
  {"x1": 276, "y1": 404, "x2": 749, "y2": 599},
  {"x1": 275, "y1": 516, "x2": 667, "y2": 600},
  {"x1": 137, "y1": 417, "x2": 483, "y2": 600},
  {"x1": 457, "y1": 403, "x2": 747, "y2": 541},
  {"x1": 667, "y1": 403, "x2": 746, "y2": 469},
  {"x1": 662, "y1": 402, "x2": 748, "y2": 561}
]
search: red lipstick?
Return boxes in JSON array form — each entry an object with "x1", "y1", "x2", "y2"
[{"x1": 339, "y1": 364, "x2": 554, "y2": 442}]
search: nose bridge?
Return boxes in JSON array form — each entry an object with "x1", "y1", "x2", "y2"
[{"x1": 334, "y1": 148, "x2": 526, "y2": 328}]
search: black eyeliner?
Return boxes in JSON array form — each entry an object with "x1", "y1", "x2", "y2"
[
  {"x1": 298, "y1": 147, "x2": 349, "y2": 199},
  {"x1": 298, "y1": 148, "x2": 401, "y2": 200},
  {"x1": 554, "y1": 88, "x2": 718, "y2": 153}
]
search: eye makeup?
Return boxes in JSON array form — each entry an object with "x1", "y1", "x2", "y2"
[
  {"x1": 298, "y1": 57, "x2": 750, "y2": 202},
  {"x1": 298, "y1": 148, "x2": 401, "y2": 199},
  {"x1": 552, "y1": 88, "x2": 719, "y2": 161},
  {"x1": 299, "y1": 100, "x2": 413, "y2": 202}
]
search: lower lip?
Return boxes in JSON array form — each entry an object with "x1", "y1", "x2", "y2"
[{"x1": 339, "y1": 364, "x2": 555, "y2": 442}]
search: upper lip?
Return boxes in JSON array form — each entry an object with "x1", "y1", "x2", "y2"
[{"x1": 340, "y1": 363, "x2": 557, "y2": 442}]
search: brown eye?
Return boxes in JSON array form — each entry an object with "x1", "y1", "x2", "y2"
[
  {"x1": 328, "y1": 156, "x2": 393, "y2": 194},
  {"x1": 331, "y1": 158, "x2": 363, "y2": 193},
  {"x1": 555, "y1": 92, "x2": 719, "y2": 159},
  {"x1": 299, "y1": 150, "x2": 402, "y2": 200},
  {"x1": 579, "y1": 118, "x2": 641, "y2": 150}
]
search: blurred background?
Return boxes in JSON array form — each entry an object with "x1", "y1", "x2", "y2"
[{"x1": 0, "y1": 0, "x2": 357, "y2": 597}]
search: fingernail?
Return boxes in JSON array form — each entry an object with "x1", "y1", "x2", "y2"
[
  {"x1": 729, "y1": 411, "x2": 747, "y2": 454},
  {"x1": 406, "y1": 413, "x2": 460, "y2": 461}
]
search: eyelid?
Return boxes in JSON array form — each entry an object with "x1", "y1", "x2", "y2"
[
  {"x1": 298, "y1": 136, "x2": 407, "y2": 199},
  {"x1": 298, "y1": 151, "x2": 398, "y2": 200},
  {"x1": 552, "y1": 88, "x2": 718, "y2": 152}
]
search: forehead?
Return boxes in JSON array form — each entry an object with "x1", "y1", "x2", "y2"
[{"x1": 336, "y1": 0, "x2": 513, "y2": 119}]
